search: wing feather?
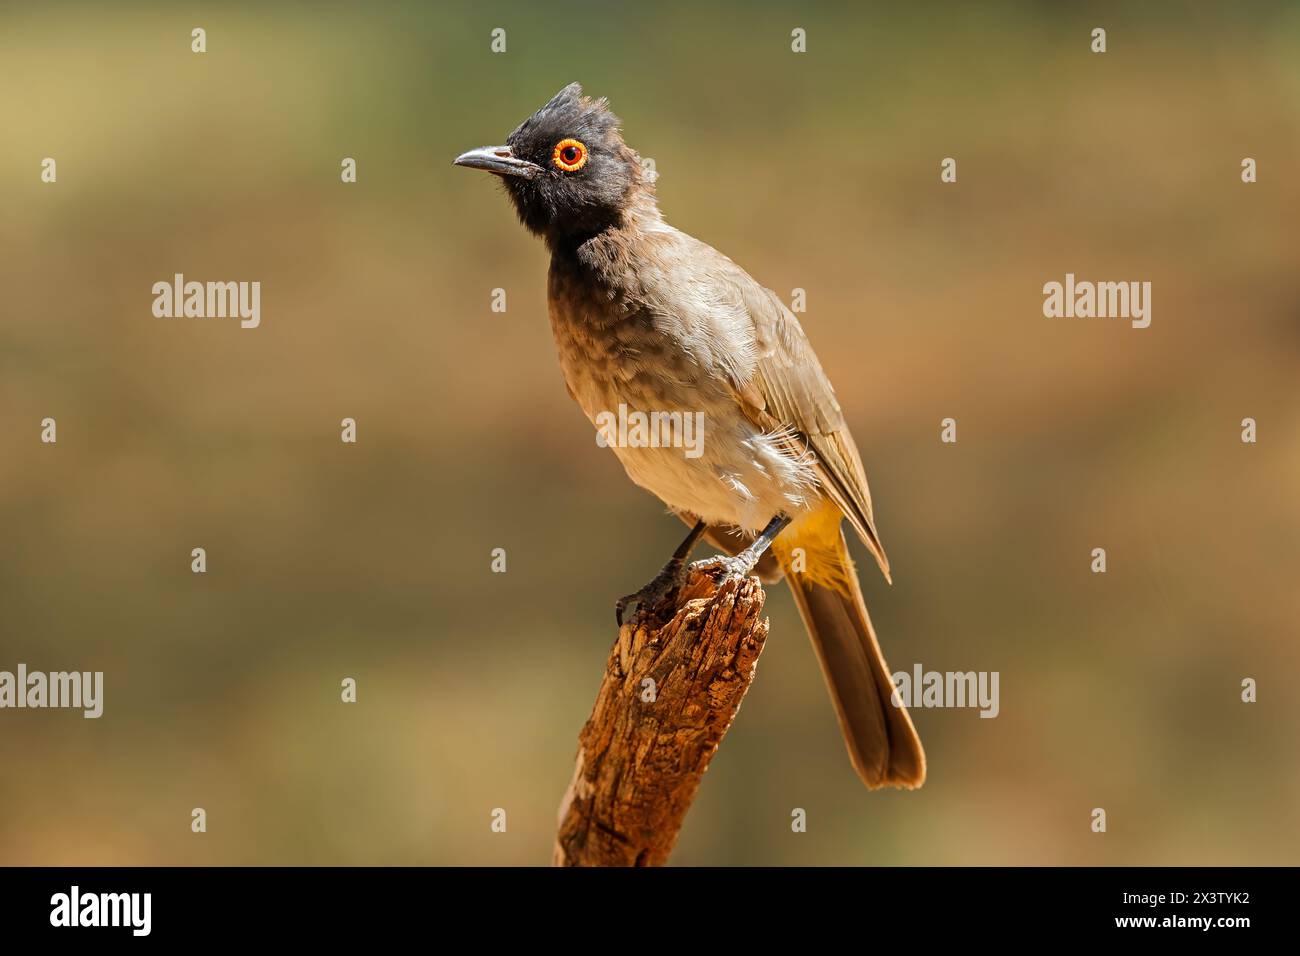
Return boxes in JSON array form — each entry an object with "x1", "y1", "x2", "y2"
[{"x1": 722, "y1": 267, "x2": 891, "y2": 581}]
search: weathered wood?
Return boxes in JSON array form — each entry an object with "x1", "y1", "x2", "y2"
[{"x1": 553, "y1": 568, "x2": 769, "y2": 866}]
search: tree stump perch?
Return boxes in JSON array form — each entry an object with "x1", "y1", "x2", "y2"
[{"x1": 553, "y1": 567, "x2": 769, "y2": 866}]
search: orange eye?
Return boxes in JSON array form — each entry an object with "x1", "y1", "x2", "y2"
[{"x1": 552, "y1": 138, "x2": 588, "y2": 172}]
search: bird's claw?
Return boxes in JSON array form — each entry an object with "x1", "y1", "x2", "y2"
[
  {"x1": 685, "y1": 553, "x2": 755, "y2": 581},
  {"x1": 615, "y1": 561, "x2": 688, "y2": 627}
]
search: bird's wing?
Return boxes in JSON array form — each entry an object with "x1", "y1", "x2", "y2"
[{"x1": 717, "y1": 259, "x2": 891, "y2": 581}]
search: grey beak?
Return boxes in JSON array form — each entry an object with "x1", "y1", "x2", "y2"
[{"x1": 453, "y1": 145, "x2": 544, "y2": 180}]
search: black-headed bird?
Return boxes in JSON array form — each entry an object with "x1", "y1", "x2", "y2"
[{"x1": 455, "y1": 84, "x2": 924, "y2": 789}]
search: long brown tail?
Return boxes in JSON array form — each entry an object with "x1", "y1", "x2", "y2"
[{"x1": 779, "y1": 528, "x2": 926, "y2": 790}]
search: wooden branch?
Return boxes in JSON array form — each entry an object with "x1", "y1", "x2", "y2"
[{"x1": 553, "y1": 567, "x2": 769, "y2": 867}]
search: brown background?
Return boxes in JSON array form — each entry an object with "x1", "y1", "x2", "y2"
[{"x1": 1, "y1": 1, "x2": 1297, "y2": 864}]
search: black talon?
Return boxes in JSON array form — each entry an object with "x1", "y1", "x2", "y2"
[
  {"x1": 614, "y1": 520, "x2": 707, "y2": 626},
  {"x1": 613, "y1": 516, "x2": 794, "y2": 624},
  {"x1": 615, "y1": 560, "x2": 685, "y2": 626}
]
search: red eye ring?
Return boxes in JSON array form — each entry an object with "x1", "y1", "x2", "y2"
[{"x1": 552, "y1": 138, "x2": 588, "y2": 172}]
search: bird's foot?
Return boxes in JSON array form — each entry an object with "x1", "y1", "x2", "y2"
[
  {"x1": 685, "y1": 553, "x2": 757, "y2": 582},
  {"x1": 615, "y1": 560, "x2": 688, "y2": 627},
  {"x1": 689, "y1": 514, "x2": 790, "y2": 585}
]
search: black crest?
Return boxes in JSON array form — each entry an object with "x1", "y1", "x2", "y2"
[{"x1": 501, "y1": 84, "x2": 650, "y2": 244}]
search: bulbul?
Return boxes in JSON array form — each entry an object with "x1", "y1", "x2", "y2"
[{"x1": 456, "y1": 84, "x2": 924, "y2": 789}]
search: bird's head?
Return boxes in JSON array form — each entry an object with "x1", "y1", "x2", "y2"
[{"x1": 454, "y1": 83, "x2": 653, "y2": 245}]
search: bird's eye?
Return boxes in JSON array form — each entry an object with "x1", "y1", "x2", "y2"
[{"x1": 552, "y1": 138, "x2": 588, "y2": 172}]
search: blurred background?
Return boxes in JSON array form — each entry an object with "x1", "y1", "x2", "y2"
[{"x1": 1, "y1": 1, "x2": 1297, "y2": 865}]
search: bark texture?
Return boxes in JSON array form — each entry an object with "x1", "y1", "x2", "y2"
[{"x1": 553, "y1": 568, "x2": 768, "y2": 866}]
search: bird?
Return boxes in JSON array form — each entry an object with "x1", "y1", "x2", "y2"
[{"x1": 454, "y1": 83, "x2": 924, "y2": 790}]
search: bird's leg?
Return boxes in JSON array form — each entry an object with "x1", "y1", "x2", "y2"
[
  {"x1": 688, "y1": 513, "x2": 793, "y2": 579},
  {"x1": 615, "y1": 520, "x2": 708, "y2": 626}
]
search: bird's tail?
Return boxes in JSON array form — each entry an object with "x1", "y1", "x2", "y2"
[{"x1": 772, "y1": 504, "x2": 926, "y2": 790}]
